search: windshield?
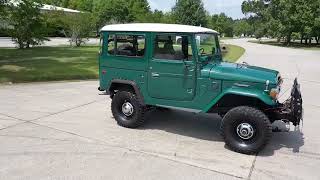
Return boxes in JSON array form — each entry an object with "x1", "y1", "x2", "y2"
[{"x1": 195, "y1": 33, "x2": 220, "y2": 57}]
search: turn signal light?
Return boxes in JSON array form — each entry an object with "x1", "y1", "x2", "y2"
[{"x1": 269, "y1": 88, "x2": 279, "y2": 99}]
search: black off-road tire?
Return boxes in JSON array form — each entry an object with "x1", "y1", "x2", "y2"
[
  {"x1": 221, "y1": 106, "x2": 272, "y2": 154},
  {"x1": 111, "y1": 91, "x2": 146, "y2": 128}
]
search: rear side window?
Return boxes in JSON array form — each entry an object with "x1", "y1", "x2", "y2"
[
  {"x1": 153, "y1": 34, "x2": 193, "y2": 61},
  {"x1": 107, "y1": 34, "x2": 145, "y2": 57}
]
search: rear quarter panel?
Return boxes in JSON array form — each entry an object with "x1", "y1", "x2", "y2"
[{"x1": 99, "y1": 31, "x2": 150, "y2": 92}]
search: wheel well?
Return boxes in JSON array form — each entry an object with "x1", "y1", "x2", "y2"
[
  {"x1": 108, "y1": 81, "x2": 145, "y2": 105},
  {"x1": 109, "y1": 83, "x2": 135, "y2": 94},
  {"x1": 208, "y1": 94, "x2": 270, "y2": 114}
]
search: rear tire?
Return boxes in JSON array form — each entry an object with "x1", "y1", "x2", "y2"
[
  {"x1": 111, "y1": 91, "x2": 146, "y2": 128},
  {"x1": 221, "y1": 106, "x2": 272, "y2": 154}
]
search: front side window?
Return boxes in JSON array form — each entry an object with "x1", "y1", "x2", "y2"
[
  {"x1": 107, "y1": 34, "x2": 145, "y2": 57},
  {"x1": 153, "y1": 34, "x2": 193, "y2": 61},
  {"x1": 195, "y1": 33, "x2": 219, "y2": 56}
]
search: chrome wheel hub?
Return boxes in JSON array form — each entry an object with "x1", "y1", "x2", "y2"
[
  {"x1": 121, "y1": 102, "x2": 134, "y2": 117},
  {"x1": 236, "y1": 123, "x2": 254, "y2": 140}
]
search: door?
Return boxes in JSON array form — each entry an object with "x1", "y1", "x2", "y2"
[{"x1": 147, "y1": 34, "x2": 196, "y2": 101}]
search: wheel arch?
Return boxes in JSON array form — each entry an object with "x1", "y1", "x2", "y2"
[
  {"x1": 203, "y1": 88, "x2": 276, "y2": 113},
  {"x1": 108, "y1": 79, "x2": 145, "y2": 105}
]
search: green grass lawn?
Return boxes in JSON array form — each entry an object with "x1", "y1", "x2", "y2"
[
  {"x1": 0, "y1": 44, "x2": 245, "y2": 83},
  {"x1": 0, "y1": 46, "x2": 99, "y2": 83},
  {"x1": 222, "y1": 44, "x2": 245, "y2": 62},
  {"x1": 248, "y1": 40, "x2": 320, "y2": 50}
]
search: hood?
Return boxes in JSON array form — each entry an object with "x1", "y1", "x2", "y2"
[{"x1": 203, "y1": 62, "x2": 279, "y2": 84}]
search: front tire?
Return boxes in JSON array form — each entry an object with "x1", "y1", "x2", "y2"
[
  {"x1": 221, "y1": 106, "x2": 272, "y2": 154},
  {"x1": 111, "y1": 91, "x2": 146, "y2": 128}
]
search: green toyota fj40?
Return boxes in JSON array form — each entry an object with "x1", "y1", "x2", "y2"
[{"x1": 98, "y1": 23, "x2": 303, "y2": 154}]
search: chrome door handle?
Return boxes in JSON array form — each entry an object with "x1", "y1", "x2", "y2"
[{"x1": 151, "y1": 72, "x2": 160, "y2": 77}]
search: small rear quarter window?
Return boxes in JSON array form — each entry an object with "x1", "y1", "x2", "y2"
[{"x1": 107, "y1": 34, "x2": 145, "y2": 57}]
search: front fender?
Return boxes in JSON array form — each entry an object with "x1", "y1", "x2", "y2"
[{"x1": 202, "y1": 87, "x2": 276, "y2": 112}]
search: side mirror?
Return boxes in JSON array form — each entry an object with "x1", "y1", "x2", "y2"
[
  {"x1": 213, "y1": 53, "x2": 222, "y2": 61},
  {"x1": 212, "y1": 47, "x2": 216, "y2": 55}
]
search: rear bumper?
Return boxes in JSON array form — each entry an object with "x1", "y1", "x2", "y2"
[
  {"x1": 267, "y1": 79, "x2": 303, "y2": 126},
  {"x1": 98, "y1": 87, "x2": 110, "y2": 95}
]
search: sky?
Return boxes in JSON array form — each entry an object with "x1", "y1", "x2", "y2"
[{"x1": 147, "y1": 0, "x2": 245, "y2": 19}]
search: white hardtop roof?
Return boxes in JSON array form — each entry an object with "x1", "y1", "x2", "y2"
[{"x1": 100, "y1": 23, "x2": 218, "y2": 34}]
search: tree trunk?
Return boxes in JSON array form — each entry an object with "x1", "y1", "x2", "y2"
[
  {"x1": 300, "y1": 36, "x2": 303, "y2": 44},
  {"x1": 76, "y1": 38, "x2": 81, "y2": 47},
  {"x1": 286, "y1": 34, "x2": 291, "y2": 45},
  {"x1": 18, "y1": 42, "x2": 24, "y2": 49},
  {"x1": 309, "y1": 37, "x2": 312, "y2": 45},
  {"x1": 316, "y1": 37, "x2": 319, "y2": 45},
  {"x1": 18, "y1": 39, "x2": 24, "y2": 49},
  {"x1": 305, "y1": 38, "x2": 308, "y2": 45}
]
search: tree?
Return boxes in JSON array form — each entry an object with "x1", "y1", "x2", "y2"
[
  {"x1": 0, "y1": 0, "x2": 8, "y2": 36},
  {"x1": 208, "y1": 13, "x2": 234, "y2": 37},
  {"x1": 0, "y1": 0, "x2": 8, "y2": 24},
  {"x1": 242, "y1": 0, "x2": 320, "y2": 45},
  {"x1": 310, "y1": 0, "x2": 320, "y2": 44},
  {"x1": 149, "y1": 9, "x2": 164, "y2": 23},
  {"x1": 234, "y1": 20, "x2": 253, "y2": 37},
  {"x1": 41, "y1": 0, "x2": 69, "y2": 7},
  {"x1": 68, "y1": 0, "x2": 93, "y2": 12},
  {"x1": 93, "y1": 0, "x2": 133, "y2": 30},
  {"x1": 241, "y1": 0, "x2": 267, "y2": 17},
  {"x1": 127, "y1": 0, "x2": 151, "y2": 22},
  {"x1": 0, "y1": 0, "x2": 8, "y2": 14},
  {"x1": 44, "y1": 10, "x2": 67, "y2": 37},
  {"x1": 6, "y1": 0, "x2": 48, "y2": 48},
  {"x1": 172, "y1": 0, "x2": 207, "y2": 26},
  {"x1": 62, "y1": 13, "x2": 94, "y2": 47},
  {"x1": 314, "y1": 17, "x2": 320, "y2": 44},
  {"x1": 162, "y1": 12, "x2": 176, "y2": 24}
]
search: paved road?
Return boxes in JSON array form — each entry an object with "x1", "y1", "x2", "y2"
[
  {"x1": 0, "y1": 37, "x2": 99, "y2": 48},
  {"x1": 0, "y1": 39, "x2": 320, "y2": 180},
  {"x1": 224, "y1": 39, "x2": 320, "y2": 179}
]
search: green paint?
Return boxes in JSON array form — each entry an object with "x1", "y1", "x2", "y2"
[{"x1": 99, "y1": 30, "x2": 280, "y2": 112}]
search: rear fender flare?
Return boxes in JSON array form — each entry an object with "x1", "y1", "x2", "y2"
[{"x1": 109, "y1": 79, "x2": 145, "y2": 105}]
